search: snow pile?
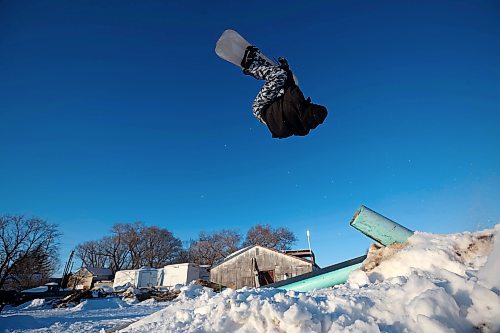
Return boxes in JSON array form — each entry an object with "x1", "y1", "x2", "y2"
[
  {"x1": 15, "y1": 298, "x2": 49, "y2": 311},
  {"x1": 21, "y1": 286, "x2": 48, "y2": 293},
  {"x1": 120, "y1": 286, "x2": 147, "y2": 304},
  {"x1": 136, "y1": 298, "x2": 159, "y2": 306},
  {"x1": 92, "y1": 285, "x2": 114, "y2": 294},
  {"x1": 72, "y1": 297, "x2": 130, "y2": 311},
  {"x1": 0, "y1": 298, "x2": 168, "y2": 333},
  {"x1": 0, "y1": 314, "x2": 42, "y2": 331},
  {"x1": 122, "y1": 225, "x2": 500, "y2": 333}
]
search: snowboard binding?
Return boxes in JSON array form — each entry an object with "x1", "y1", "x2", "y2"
[
  {"x1": 240, "y1": 45, "x2": 261, "y2": 70},
  {"x1": 241, "y1": 45, "x2": 274, "y2": 75}
]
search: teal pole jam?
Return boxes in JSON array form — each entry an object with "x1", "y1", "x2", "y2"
[
  {"x1": 350, "y1": 205, "x2": 414, "y2": 246},
  {"x1": 279, "y1": 261, "x2": 364, "y2": 292},
  {"x1": 264, "y1": 206, "x2": 413, "y2": 292},
  {"x1": 266, "y1": 256, "x2": 366, "y2": 292}
]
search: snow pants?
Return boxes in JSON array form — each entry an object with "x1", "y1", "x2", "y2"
[{"x1": 246, "y1": 62, "x2": 288, "y2": 124}]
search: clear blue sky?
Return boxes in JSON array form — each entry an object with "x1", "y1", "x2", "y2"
[{"x1": 1, "y1": 0, "x2": 499, "y2": 269}]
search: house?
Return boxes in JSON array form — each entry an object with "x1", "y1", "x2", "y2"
[
  {"x1": 67, "y1": 267, "x2": 114, "y2": 290},
  {"x1": 210, "y1": 245, "x2": 319, "y2": 289}
]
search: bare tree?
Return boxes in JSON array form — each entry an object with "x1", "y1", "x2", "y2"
[
  {"x1": 75, "y1": 240, "x2": 109, "y2": 268},
  {"x1": 101, "y1": 234, "x2": 131, "y2": 273},
  {"x1": 176, "y1": 239, "x2": 195, "y2": 263},
  {"x1": 115, "y1": 222, "x2": 143, "y2": 269},
  {"x1": 9, "y1": 247, "x2": 58, "y2": 290},
  {"x1": 140, "y1": 226, "x2": 182, "y2": 267},
  {"x1": 74, "y1": 222, "x2": 183, "y2": 272},
  {"x1": 0, "y1": 215, "x2": 60, "y2": 291},
  {"x1": 189, "y1": 229, "x2": 241, "y2": 267},
  {"x1": 112, "y1": 222, "x2": 183, "y2": 269},
  {"x1": 243, "y1": 224, "x2": 297, "y2": 251}
]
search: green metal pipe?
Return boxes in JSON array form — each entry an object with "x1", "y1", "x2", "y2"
[
  {"x1": 264, "y1": 206, "x2": 413, "y2": 292},
  {"x1": 350, "y1": 205, "x2": 414, "y2": 246},
  {"x1": 280, "y1": 263, "x2": 363, "y2": 292},
  {"x1": 266, "y1": 255, "x2": 366, "y2": 292}
]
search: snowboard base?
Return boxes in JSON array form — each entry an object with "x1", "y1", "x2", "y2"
[{"x1": 215, "y1": 29, "x2": 276, "y2": 69}]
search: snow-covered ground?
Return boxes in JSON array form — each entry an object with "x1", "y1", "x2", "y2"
[
  {"x1": 0, "y1": 298, "x2": 168, "y2": 333},
  {"x1": 1, "y1": 225, "x2": 499, "y2": 333}
]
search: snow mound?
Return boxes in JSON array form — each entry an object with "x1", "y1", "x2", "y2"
[
  {"x1": 0, "y1": 314, "x2": 43, "y2": 331},
  {"x1": 22, "y1": 286, "x2": 49, "y2": 293},
  {"x1": 122, "y1": 225, "x2": 500, "y2": 333},
  {"x1": 136, "y1": 298, "x2": 158, "y2": 306},
  {"x1": 92, "y1": 285, "x2": 114, "y2": 294},
  {"x1": 15, "y1": 298, "x2": 49, "y2": 311},
  {"x1": 72, "y1": 297, "x2": 130, "y2": 311}
]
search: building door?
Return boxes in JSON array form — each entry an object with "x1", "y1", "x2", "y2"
[{"x1": 258, "y1": 270, "x2": 275, "y2": 286}]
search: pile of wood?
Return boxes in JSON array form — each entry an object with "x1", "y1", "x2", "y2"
[
  {"x1": 150, "y1": 289, "x2": 181, "y2": 302},
  {"x1": 192, "y1": 279, "x2": 225, "y2": 292},
  {"x1": 55, "y1": 290, "x2": 92, "y2": 308},
  {"x1": 51, "y1": 279, "x2": 225, "y2": 309},
  {"x1": 120, "y1": 288, "x2": 180, "y2": 302}
]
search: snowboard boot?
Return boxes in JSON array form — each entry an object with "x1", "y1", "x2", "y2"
[
  {"x1": 241, "y1": 45, "x2": 261, "y2": 70},
  {"x1": 277, "y1": 57, "x2": 289, "y2": 70},
  {"x1": 241, "y1": 45, "x2": 271, "y2": 75}
]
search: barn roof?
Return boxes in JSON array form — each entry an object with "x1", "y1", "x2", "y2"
[
  {"x1": 211, "y1": 245, "x2": 317, "y2": 270},
  {"x1": 86, "y1": 267, "x2": 113, "y2": 276}
]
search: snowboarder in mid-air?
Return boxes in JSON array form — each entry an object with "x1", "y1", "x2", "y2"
[
  {"x1": 215, "y1": 30, "x2": 327, "y2": 139},
  {"x1": 240, "y1": 46, "x2": 327, "y2": 139}
]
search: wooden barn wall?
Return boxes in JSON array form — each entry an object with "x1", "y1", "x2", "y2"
[
  {"x1": 210, "y1": 247, "x2": 312, "y2": 289},
  {"x1": 68, "y1": 274, "x2": 93, "y2": 290}
]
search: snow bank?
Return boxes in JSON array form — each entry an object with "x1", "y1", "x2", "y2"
[
  {"x1": 21, "y1": 286, "x2": 48, "y2": 293},
  {"x1": 72, "y1": 297, "x2": 130, "y2": 311},
  {"x1": 0, "y1": 314, "x2": 44, "y2": 331},
  {"x1": 477, "y1": 225, "x2": 500, "y2": 292},
  {"x1": 15, "y1": 298, "x2": 49, "y2": 311},
  {"x1": 122, "y1": 225, "x2": 500, "y2": 333},
  {"x1": 0, "y1": 298, "x2": 168, "y2": 333}
]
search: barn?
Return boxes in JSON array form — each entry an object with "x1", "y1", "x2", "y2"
[
  {"x1": 210, "y1": 245, "x2": 318, "y2": 289},
  {"x1": 67, "y1": 267, "x2": 114, "y2": 290}
]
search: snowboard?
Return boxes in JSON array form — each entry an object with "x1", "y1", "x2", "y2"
[
  {"x1": 215, "y1": 29, "x2": 276, "y2": 68},
  {"x1": 215, "y1": 29, "x2": 298, "y2": 84}
]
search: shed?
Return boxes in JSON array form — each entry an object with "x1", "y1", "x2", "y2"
[
  {"x1": 67, "y1": 267, "x2": 114, "y2": 290},
  {"x1": 159, "y1": 263, "x2": 209, "y2": 288},
  {"x1": 210, "y1": 245, "x2": 318, "y2": 289}
]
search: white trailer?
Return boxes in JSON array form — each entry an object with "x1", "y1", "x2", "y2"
[
  {"x1": 160, "y1": 263, "x2": 208, "y2": 288},
  {"x1": 136, "y1": 268, "x2": 159, "y2": 288},
  {"x1": 113, "y1": 270, "x2": 137, "y2": 290},
  {"x1": 113, "y1": 267, "x2": 159, "y2": 290}
]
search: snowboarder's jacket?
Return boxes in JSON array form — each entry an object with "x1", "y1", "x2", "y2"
[{"x1": 262, "y1": 68, "x2": 328, "y2": 139}]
